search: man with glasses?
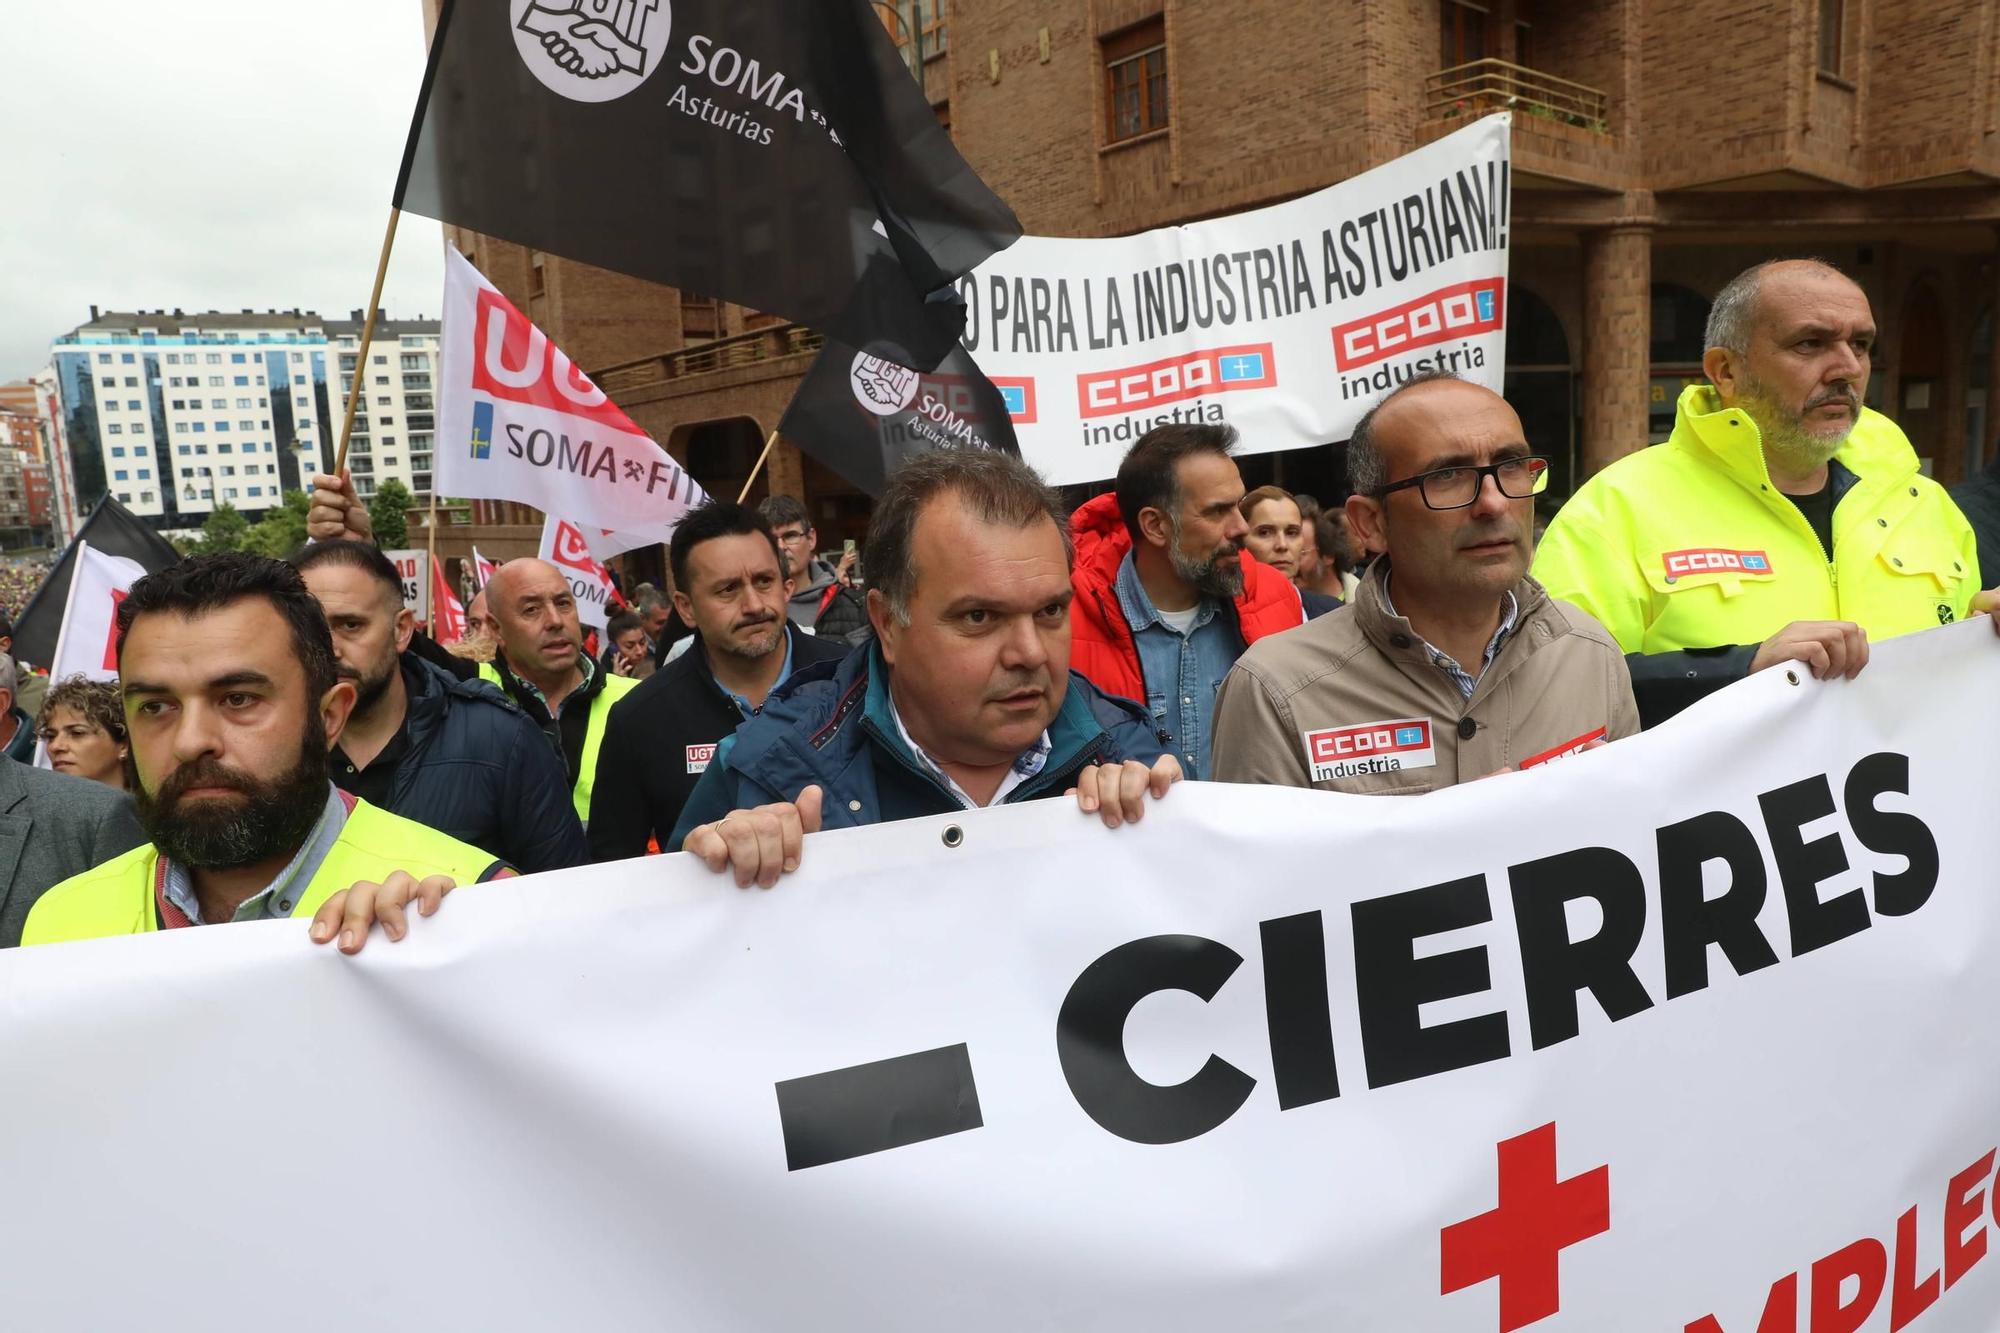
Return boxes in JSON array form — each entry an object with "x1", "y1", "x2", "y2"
[
  {"x1": 1211, "y1": 372, "x2": 1639, "y2": 794},
  {"x1": 757, "y1": 495, "x2": 871, "y2": 644}
]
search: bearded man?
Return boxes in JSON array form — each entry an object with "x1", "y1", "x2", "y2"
[
  {"x1": 293, "y1": 541, "x2": 587, "y2": 873},
  {"x1": 1535, "y1": 258, "x2": 1998, "y2": 726},
  {"x1": 1068, "y1": 423, "x2": 1305, "y2": 779},
  {"x1": 23, "y1": 555, "x2": 509, "y2": 952}
]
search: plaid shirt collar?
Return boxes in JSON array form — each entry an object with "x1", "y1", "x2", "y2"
[{"x1": 1380, "y1": 574, "x2": 1520, "y2": 701}]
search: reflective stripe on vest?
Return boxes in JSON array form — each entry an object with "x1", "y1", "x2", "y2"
[{"x1": 21, "y1": 799, "x2": 499, "y2": 946}]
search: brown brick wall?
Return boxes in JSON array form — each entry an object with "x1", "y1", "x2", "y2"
[{"x1": 415, "y1": 0, "x2": 2000, "y2": 508}]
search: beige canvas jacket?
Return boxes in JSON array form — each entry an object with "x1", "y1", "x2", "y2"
[{"x1": 1210, "y1": 563, "x2": 1640, "y2": 795}]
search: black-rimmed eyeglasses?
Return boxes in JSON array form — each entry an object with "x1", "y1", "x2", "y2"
[{"x1": 1370, "y1": 456, "x2": 1551, "y2": 511}]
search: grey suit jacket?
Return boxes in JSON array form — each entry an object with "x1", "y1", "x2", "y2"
[{"x1": 0, "y1": 759, "x2": 147, "y2": 948}]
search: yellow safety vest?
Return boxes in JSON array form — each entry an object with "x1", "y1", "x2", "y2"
[
  {"x1": 479, "y1": 660, "x2": 636, "y2": 822},
  {"x1": 21, "y1": 798, "x2": 500, "y2": 946},
  {"x1": 1534, "y1": 384, "x2": 1981, "y2": 654}
]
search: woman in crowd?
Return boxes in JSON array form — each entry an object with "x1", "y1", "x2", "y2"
[
  {"x1": 36, "y1": 675, "x2": 129, "y2": 790},
  {"x1": 1241, "y1": 486, "x2": 1343, "y2": 618}
]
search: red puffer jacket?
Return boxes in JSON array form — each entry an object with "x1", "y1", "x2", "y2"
[{"x1": 1067, "y1": 492, "x2": 1305, "y2": 704}]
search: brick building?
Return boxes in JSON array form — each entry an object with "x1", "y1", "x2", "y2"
[{"x1": 420, "y1": 0, "x2": 2000, "y2": 567}]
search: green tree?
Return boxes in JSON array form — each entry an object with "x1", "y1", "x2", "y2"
[
  {"x1": 241, "y1": 490, "x2": 311, "y2": 559},
  {"x1": 369, "y1": 478, "x2": 413, "y2": 549},
  {"x1": 191, "y1": 502, "x2": 249, "y2": 555}
]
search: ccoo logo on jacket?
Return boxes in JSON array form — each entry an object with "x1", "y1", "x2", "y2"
[{"x1": 510, "y1": 0, "x2": 674, "y2": 103}]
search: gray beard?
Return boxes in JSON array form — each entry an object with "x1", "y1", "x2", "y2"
[
  {"x1": 1739, "y1": 378, "x2": 1853, "y2": 477},
  {"x1": 1166, "y1": 521, "x2": 1245, "y2": 600}
]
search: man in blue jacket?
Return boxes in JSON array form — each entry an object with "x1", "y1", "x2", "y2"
[
  {"x1": 671, "y1": 450, "x2": 1181, "y2": 887},
  {"x1": 294, "y1": 541, "x2": 588, "y2": 873}
]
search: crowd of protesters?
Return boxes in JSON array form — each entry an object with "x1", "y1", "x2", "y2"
[{"x1": 0, "y1": 256, "x2": 1997, "y2": 947}]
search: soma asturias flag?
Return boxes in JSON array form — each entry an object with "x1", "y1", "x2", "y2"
[{"x1": 396, "y1": 0, "x2": 1020, "y2": 369}]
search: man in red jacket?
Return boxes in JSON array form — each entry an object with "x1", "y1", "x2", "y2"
[{"x1": 1070, "y1": 423, "x2": 1305, "y2": 778}]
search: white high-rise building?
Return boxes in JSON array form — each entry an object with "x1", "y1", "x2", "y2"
[
  {"x1": 326, "y1": 314, "x2": 439, "y2": 504},
  {"x1": 48, "y1": 308, "x2": 335, "y2": 531},
  {"x1": 46, "y1": 306, "x2": 440, "y2": 535}
]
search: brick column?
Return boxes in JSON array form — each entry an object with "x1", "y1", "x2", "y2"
[
  {"x1": 768, "y1": 438, "x2": 807, "y2": 501},
  {"x1": 1580, "y1": 225, "x2": 1652, "y2": 476}
]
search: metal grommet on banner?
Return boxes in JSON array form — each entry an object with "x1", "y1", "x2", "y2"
[
  {"x1": 941, "y1": 824, "x2": 965, "y2": 849},
  {"x1": 1786, "y1": 670, "x2": 1801, "y2": 686}
]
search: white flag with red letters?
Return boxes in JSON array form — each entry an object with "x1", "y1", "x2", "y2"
[
  {"x1": 537, "y1": 515, "x2": 617, "y2": 632},
  {"x1": 437, "y1": 247, "x2": 706, "y2": 556},
  {"x1": 47, "y1": 540, "x2": 146, "y2": 684}
]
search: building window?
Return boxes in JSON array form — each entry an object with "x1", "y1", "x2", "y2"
[
  {"x1": 1104, "y1": 19, "x2": 1168, "y2": 144},
  {"x1": 121, "y1": 353, "x2": 135, "y2": 364},
  {"x1": 114, "y1": 470, "x2": 128, "y2": 481},
  {"x1": 236, "y1": 398, "x2": 251, "y2": 409},
  {"x1": 1818, "y1": 0, "x2": 1843, "y2": 75},
  {"x1": 127, "y1": 399, "x2": 140, "y2": 410},
  {"x1": 231, "y1": 353, "x2": 246, "y2": 364},
  {"x1": 97, "y1": 353, "x2": 111, "y2": 365},
  {"x1": 206, "y1": 353, "x2": 221, "y2": 365},
  {"x1": 108, "y1": 427, "x2": 123, "y2": 437},
  {"x1": 1441, "y1": 0, "x2": 1488, "y2": 67}
]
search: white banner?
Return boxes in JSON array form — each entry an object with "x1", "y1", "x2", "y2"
[
  {"x1": 383, "y1": 548, "x2": 429, "y2": 623},
  {"x1": 437, "y1": 247, "x2": 707, "y2": 552},
  {"x1": 538, "y1": 514, "x2": 617, "y2": 631},
  {"x1": 1, "y1": 621, "x2": 1997, "y2": 1331},
  {"x1": 45, "y1": 539, "x2": 145, "y2": 684},
  {"x1": 961, "y1": 115, "x2": 1511, "y2": 485}
]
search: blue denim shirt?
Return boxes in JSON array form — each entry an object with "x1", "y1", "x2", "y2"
[{"x1": 1113, "y1": 550, "x2": 1243, "y2": 779}]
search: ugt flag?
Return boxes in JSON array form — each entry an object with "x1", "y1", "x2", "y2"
[
  {"x1": 539, "y1": 516, "x2": 619, "y2": 632},
  {"x1": 779, "y1": 340, "x2": 1024, "y2": 497},
  {"x1": 46, "y1": 541, "x2": 146, "y2": 685},
  {"x1": 396, "y1": 0, "x2": 1021, "y2": 370},
  {"x1": 438, "y1": 248, "x2": 707, "y2": 556}
]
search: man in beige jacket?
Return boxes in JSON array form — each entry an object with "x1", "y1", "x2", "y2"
[{"x1": 1212, "y1": 373, "x2": 1639, "y2": 794}]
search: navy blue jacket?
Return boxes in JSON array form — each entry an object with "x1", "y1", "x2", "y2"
[
  {"x1": 376, "y1": 655, "x2": 589, "y2": 873},
  {"x1": 669, "y1": 642, "x2": 1168, "y2": 848}
]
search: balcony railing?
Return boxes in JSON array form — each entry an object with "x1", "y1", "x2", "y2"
[
  {"x1": 595, "y1": 323, "x2": 825, "y2": 397},
  {"x1": 1424, "y1": 58, "x2": 1609, "y2": 133}
]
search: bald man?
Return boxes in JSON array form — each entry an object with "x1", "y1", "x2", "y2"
[
  {"x1": 474, "y1": 558, "x2": 638, "y2": 828},
  {"x1": 1536, "y1": 258, "x2": 1995, "y2": 727},
  {"x1": 305, "y1": 477, "x2": 637, "y2": 827},
  {"x1": 1211, "y1": 372, "x2": 1638, "y2": 794}
]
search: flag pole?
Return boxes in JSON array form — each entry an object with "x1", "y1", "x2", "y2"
[
  {"x1": 735, "y1": 429, "x2": 780, "y2": 504},
  {"x1": 426, "y1": 487, "x2": 441, "y2": 639},
  {"x1": 333, "y1": 206, "x2": 403, "y2": 478}
]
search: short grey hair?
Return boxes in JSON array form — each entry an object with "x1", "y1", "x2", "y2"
[
  {"x1": 1704, "y1": 257, "x2": 1849, "y2": 358},
  {"x1": 865, "y1": 450, "x2": 1071, "y2": 626},
  {"x1": 634, "y1": 585, "x2": 668, "y2": 615},
  {"x1": 1345, "y1": 369, "x2": 1467, "y2": 496},
  {"x1": 0, "y1": 652, "x2": 18, "y2": 699}
]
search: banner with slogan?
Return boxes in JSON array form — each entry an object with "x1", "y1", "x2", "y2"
[
  {"x1": 538, "y1": 514, "x2": 619, "y2": 631},
  {"x1": 961, "y1": 114, "x2": 1511, "y2": 485},
  {"x1": 437, "y1": 248, "x2": 707, "y2": 557},
  {"x1": 383, "y1": 548, "x2": 430, "y2": 623},
  {"x1": 0, "y1": 621, "x2": 1996, "y2": 1330}
]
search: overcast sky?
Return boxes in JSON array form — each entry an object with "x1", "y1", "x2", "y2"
[{"x1": 0, "y1": 0, "x2": 443, "y2": 380}]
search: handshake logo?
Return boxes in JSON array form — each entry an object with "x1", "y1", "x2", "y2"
[
  {"x1": 510, "y1": 0, "x2": 672, "y2": 103},
  {"x1": 849, "y1": 353, "x2": 921, "y2": 417}
]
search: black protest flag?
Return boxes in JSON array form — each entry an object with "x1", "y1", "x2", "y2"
[
  {"x1": 779, "y1": 340, "x2": 1024, "y2": 498},
  {"x1": 396, "y1": 0, "x2": 1019, "y2": 370},
  {"x1": 12, "y1": 497, "x2": 181, "y2": 668}
]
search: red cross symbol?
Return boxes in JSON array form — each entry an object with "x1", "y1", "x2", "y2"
[{"x1": 1440, "y1": 1122, "x2": 1610, "y2": 1332}]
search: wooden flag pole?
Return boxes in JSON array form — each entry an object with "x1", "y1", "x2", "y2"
[
  {"x1": 735, "y1": 429, "x2": 780, "y2": 504},
  {"x1": 426, "y1": 487, "x2": 441, "y2": 639},
  {"x1": 333, "y1": 207, "x2": 404, "y2": 478}
]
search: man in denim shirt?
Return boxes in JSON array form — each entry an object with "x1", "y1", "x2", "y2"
[{"x1": 1070, "y1": 424, "x2": 1306, "y2": 778}]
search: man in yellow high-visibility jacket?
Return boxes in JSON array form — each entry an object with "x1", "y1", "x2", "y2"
[
  {"x1": 23, "y1": 555, "x2": 510, "y2": 951},
  {"x1": 476, "y1": 558, "x2": 637, "y2": 825},
  {"x1": 1535, "y1": 259, "x2": 1999, "y2": 725}
]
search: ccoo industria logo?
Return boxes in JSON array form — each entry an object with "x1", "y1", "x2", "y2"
[{"x1": 510, "y1": 0, "x2": 673, "y2": 103}]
